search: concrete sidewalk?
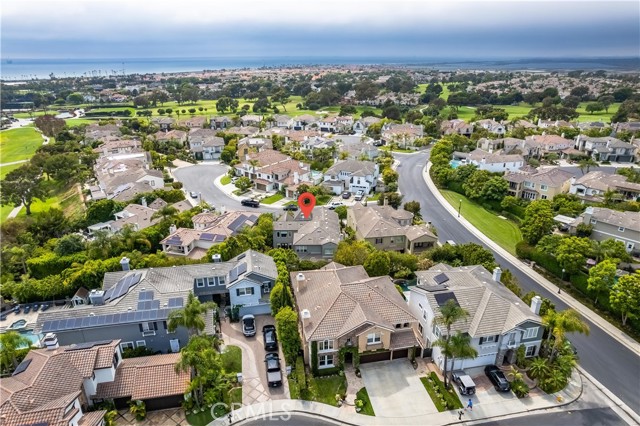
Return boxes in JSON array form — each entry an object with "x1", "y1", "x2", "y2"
[{"x1": 212, "y1": 174, "x2": 291, "y2": 208}]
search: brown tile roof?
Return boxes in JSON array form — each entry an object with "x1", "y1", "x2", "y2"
[{"x1": 94, "y1": 353, "x2": 189, "y2": 400}]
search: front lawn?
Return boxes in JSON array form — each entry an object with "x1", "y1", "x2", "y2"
[
  {"x1": 221, "y1": 345, "x2": 242, "y2": 374},
  {"x1": 261, "y1": 193, "x2": 284, "y2": 204},
  {"x1": 316, "y1": 194, "x2": 332, "y2": 205},
  {"x1": 440, "y1": 189, "x2": 522, "y2": 255},
  {"x1": 306, "y1": 375, "x2": 347, "y2": 406},
  {"x1": 0, "y1": 126, "x2": 43, "y2": 163},
  {"x1": 186, "y1": 409, "x2": 213, "y2": 426},
  {"x1": 220, "y1": 175, "x2": 231, "y2": 185},
  {"x1": 367, "y1": 193, "x2": 381, "y2": 202},
  {"x1": 356, "y1": 387, "x2": 375, "y2": 416},
  {"x1": 420, "y1": 373, "x2": 463, "y2": 412}
]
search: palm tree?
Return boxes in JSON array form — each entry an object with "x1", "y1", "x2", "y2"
[
  {"x1": 543, "y1": 369, "x2": 568, "y2": 392},
  {"x1": 577, "y1": 158, "x2": 598, "y2": 175},
  {"x1": 555, "y1": 353, "x2": 577, "y2": 378},
  {"x1": 175, "y1": 335, "x2": 222, "y2": 407},
  {"x1": 433, "y1": 299, "x2": 469, "y2": 388},
  {"x1": 542, "y1": 309, "x2": 590, "y2": 360},
  {"x1": 151, "y1": 205, "x2": 179, "y2": 222},
  {"x1": 0, "y1": 331, "x2": 32, "y2": 373},
  {"x1": 447, "y1": 332, "x2": 478, "y2": 371},
  {"x1": 168, "y1": 292, "x2": 217, "y2": 336},
  {"x1": 507, "y1": 365, "x2": 524, "y2": 382},
  {"x1": 118, "y1": 225, "x2": 151, "y2": 252},
  {"x1": 527, "y1": 357, "x2": 551, "y2": 383}
]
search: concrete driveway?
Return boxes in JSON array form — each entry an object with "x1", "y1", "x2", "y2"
[
  {"x1": 220, "y1": 315, "x2": 289, "y2": 406},
  {"x1": 360, "y1": 359, "x2": 437, "y2": 418}
]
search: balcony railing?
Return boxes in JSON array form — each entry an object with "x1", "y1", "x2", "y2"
[{"x1": 506, "y1": 340, "x2": 517, "y2": 349}]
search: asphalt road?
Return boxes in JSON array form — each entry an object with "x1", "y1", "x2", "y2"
[
  {"x1": 476, "y1": 407, "x2": 627, "y2": 426},
  {"x1": 396, "y1": 150, "x2": 640, "y2": 415},
  {"x1": 173, "y1": 164, "x2": 282, "y2": 215},
  {"x1": 238, "y1": 414, "x2": 338, "y2": 425}
]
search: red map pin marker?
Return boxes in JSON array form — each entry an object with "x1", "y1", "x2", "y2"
[{"x1": 297, "y1": 192, "x2": 316, "y2": 219}]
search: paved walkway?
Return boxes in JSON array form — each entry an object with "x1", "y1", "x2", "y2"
[{"x1": 115, "y1": 407, "x2": 187, "y2": 425}]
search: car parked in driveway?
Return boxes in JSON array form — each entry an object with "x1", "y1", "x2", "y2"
[
  {"x1": 484, "y1": 365, "x2": 511, "y2": 392},
  {"x1": 241, "y1": 199, "x2": 260, "y2": 208},
  {"x1": 263, "y1": 325, "x2": 278, "y2": 351},
  {"x1": 283, "y1": 204, "x2": 298, "y2": 211},
  {"x1": 242, "y1": 314, "x2": 256, "y2": 337},
  {"x1": 354, "y1": 190, "x2": 365, "y2": 201},
  {"x1": 264, "y1": 353, "x2": 283, "y2": 387},
  {"x1": 190, "y1": 191, "x2": 199, "y2": 198},
  {"x1": 451, "y1": 369, "x2": 476, "y2": 395},
  {"x1": 328, "y1": 201, "x2": 344, "y2": 210},
  {"x1": 341, "y1": 191, "x2": 351, "y2": 199}
]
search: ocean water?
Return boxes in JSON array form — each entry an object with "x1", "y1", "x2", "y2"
[{"x1": 1, "y1": 56, "x2": 635, "y2": 80}]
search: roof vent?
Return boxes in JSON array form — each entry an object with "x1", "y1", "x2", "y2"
[
  {"x1": 89, "y1": 312, "x2": 95, "y2": 317},
  {"x1": 301, "y1": 309, "x2": 311, "y2": 319}
]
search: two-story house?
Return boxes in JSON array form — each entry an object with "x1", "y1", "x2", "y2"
[
  {"x1": 347, "y1": 203, "x2": 437, "y2": 254},
  {"x1": 292, "y1": 263, "x2": 423, "y2": 368},
  {"x1": 352, "y1": 117, "x2": 381, "y2": 135},
  {"x1": 236, "y1": 137, "x2": 273, "y2": 158},
  {"x1": 151, "y1": 117, "x2": 175, "y2": 131},
  {"x1": 440, "y1": 119, "x2": 473, "y2": 137},
  {"x1": 93, "y1": 139, "x2": 142, "y2": 157},
  {"x1": 210, "y1": 116, "x2": 231, "y2": 130},
  {"x1": 241, "y1": 115, "x2": 263, "y2": 127},
  {"x1": 525, "y1": 134, "x2": 573, "y2": 157},
  {"x1": 179, "y1": 115, "x2": 208, "y2": 129},
  {"x1": 452, "y1": 149, "x2": 524, "y2": 173},
  {"x1": 570, "y1": 207, "x2": 639, "y2": 254},
  {"x1": 291, "y1": 114, "x2": 318, "y2": 131},
  {"x1": 409, "y1": 265, "x2": 544, "y2": 367},
  {"x1": 273, "y1": 207, "x2": 341, "y2": 259},
  {"x1": 569, "y1": 171, "x2": 640, "y2": 203},
  {"x1": 272, "y1": 114, "x2": 293, "y2": 128},
  {"x1": 504, "y1": 168, "x2": 573, "y2": 200},
  {"x1": 0, "y1": 336, "x2": 190, "y2": 422},
  {"x1": 574, "y1": 135, "x2": 636, "y2": 162},
  {"x1": 381, "y1": 123, "x2": 424, "y2": 146},
  {"x1": 189, "y1": 128, "x2": 225, "y2": 160},
  {"x1": 475, "y1": 119, "x2": 506, "y2": 136},
  {"x1": 34, "y1": 250, "x2": 278, "y2": 351},
  {"x1": 234, "y1": 149, "x2": 316, "y2": 195},
  {"x1": 154, "y1": 129, "x2": 187, "y2": 146},
  {"x1": 323, "y1": 159, "x2": 379, "y2": 195}
]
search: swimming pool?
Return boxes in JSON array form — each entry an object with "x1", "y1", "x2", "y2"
[{"x1": 450, "y1": 159, "x2": 461, "y2": 169}]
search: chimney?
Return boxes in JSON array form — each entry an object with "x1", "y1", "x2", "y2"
[
  {"x1": 42, "y1": 333, "x2": 59, "y2": 350},
  {"x1": 120, "y1": 256, "x2": 130, "y2": 271},
  {"x1": 530, "y1": 295, "x2": 542, "y2": 315},
  {"x1": 169, "y1": 224, "x2": 177, "y2": 234},
  {"x1": 492, "y1": 267, "x2": 502, "y2": 282},
  {"x1": 301, "y1": 309, "x2": 311, "y2": 323},
  {"x1": 296, "y1": 273, "x2": 305, "y2": 291},
  {"x1": 141, "y1": 197, "x2": 147, "y2": 207},
  {"x1": 212, "y1": 254, "x2": 222, "y2": 263}
]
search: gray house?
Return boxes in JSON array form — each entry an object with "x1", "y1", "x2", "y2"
[
  {"x1": 409, "y1": 264, "x2": 544, "y2": 366},
  {"x1": 273, "y1": 207, "x2": 341, "y2": 259},
  {"x1": 34, "y1": 250, "x2": 277, "y2": 353},
  {"x1": 570, "y1": 207, "x2": 639, "y2": 255}
]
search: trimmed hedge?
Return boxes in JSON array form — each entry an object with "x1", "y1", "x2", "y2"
[{"x1": 27, "y1": 252, "x2": 88, "y2": 279}]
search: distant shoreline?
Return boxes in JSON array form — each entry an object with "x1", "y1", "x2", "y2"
[{"x1": 2, "y1": 56, "x2": 638, "y2": 80}]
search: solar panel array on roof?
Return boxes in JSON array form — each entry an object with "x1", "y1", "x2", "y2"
[
  {"x1": 41, "y1": 308, "x2": 173, "y2": 333},
  {"x1": 65, "y1": 340, "x2": 112, "y2": 351},
  {"x1": 237, "y1": 262, "x2": 247, "y2": 275},
  {"x1": 212, "y1": 234, "x2": 226, "y2": 242},
  {"x1": 434, "y1": 292, "x2": 459, "y2": 307},
  {"x1": 228, "y1": 215, "x2": 248, "y2": 232},
  {"x1": 104, "y1": 273, "x2": 142, "y2": 302},
  {"x1": 433, "y1": 273, "x2": 450, "y2": 285},
  {"x1": 165, "y1": 235, "x2": 183, "y2": 245},
  {"x1": 229, "y1": 268, "x2": 238, "y2": 283},
  {"x1": 200, "y1": 233, "x2": 215, "y2": 241},
  {"x1": 12, "y1": 358, "x2": 32, "y2": 376}
]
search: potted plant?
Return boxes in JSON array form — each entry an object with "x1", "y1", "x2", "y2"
[
  {"x1": 355, "y1": 368, "x2": 361, "y2": 378},
  {"x1": 355, "y1": 399, "x2": 364, "y2": 413},
  {"x1": 335, "y1": 394, "x2": 343, "y2": 407},
  {"x1": 128, "y1": 400, "x2": 146, "y2": 421}
]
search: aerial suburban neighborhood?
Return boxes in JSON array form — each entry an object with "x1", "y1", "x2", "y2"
[{"x1": 1, "y1": 2, "x2": 640, "y2": 425}]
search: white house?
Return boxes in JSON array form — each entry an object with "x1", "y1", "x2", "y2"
[
  {"x1": 452, "y1": 149, "x2": 525, "y2": 173},
  {"x1": 409, "y1": 264, "x2": 544, "y2": 368},
  {"x1": 323, "y1": 159, "x2": 379, "y2": 194}
]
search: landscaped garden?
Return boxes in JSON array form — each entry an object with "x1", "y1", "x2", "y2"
[
  {"x1": 260, "y1": 193, "x2": 284, "y2": 204},
  {"x1": 355, "y1": 387, "x2": 375, "y2": 416},
  {"x1": 420, "y1": 372, "x2": 463, "y2": 412}
]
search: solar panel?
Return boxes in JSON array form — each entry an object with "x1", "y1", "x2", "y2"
[
  {"x1": 237, "y1": 252, "x2": 246, "y2": 260},
  {"x1": 229, "y1": 268, "x2": 238, "y2": 283},
  {"x1": 434, "y1": 292, "x2": 459, "y2": 308},
  {"x1": 213, "y1": 234, "x2": 226, "y2": 242},
  {"x1": 82, "y1": 317, "x2": 91, "y2": 327},
  {"x1": 228, "y1": 215, "x2": 248, "y2": 233},
  {"x1": 12, "y1": 359, "x2": 32, "y2": 376},
  {"x1": 65, "y1": 340, "x2": 113, "y2": 351},
  {"x1": 166, "y1": 236, "x2": 182, "y2": 244},
  {"x1": 131, "y1": 273, "x2": 142, "y2": 286},
  {"x1": 97, "y1": 316, "x2": 107, "y2": 326},
  {"x1": 238, "y1": 262, "x2": 247, "y2": 275},
  {"x1": 150, "y1": 310, "x2": 158, "y2": 320},
  {"x1": 90, "y1": 316, "x2": 99, "y2": 326},
  {"x1": 42, "y1": 320, "x2": 56, "y2": 333},
  {"x1": 433, "y1": 273, "x2": 450, "y2": 285},
  {"x1": 200, "y1": 233, "x2": 215, "y2": 241},
  {"x1": 138, "y1": 290, "x2": 153, "y2": 301}
]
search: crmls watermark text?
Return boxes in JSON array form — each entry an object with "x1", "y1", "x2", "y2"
[{"x1": 211, "y1": 402, "x2": 293, "y2": 422}]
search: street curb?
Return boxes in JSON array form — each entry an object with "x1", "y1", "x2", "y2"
[
  {"x1": 423, "y1": 161, "x2": 639, "y2": 356},
  {"x1": 577, "y1": 366, "x2": 640, "y2": 424}
]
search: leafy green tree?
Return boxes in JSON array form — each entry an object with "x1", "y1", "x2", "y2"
[
  {"x1": 270, "y1": 282, "x2": 293, "y2": 316},
  {"x1": 334, "y1": 240, "x2": 373, "y2": 266},
  {"x1": 598, "y1": 95, "x2": 615, "y2": 113},
  {"x1": 378, "y1": 192, "x2": 403, "y2": 209},
  {"x1": 382, "y1": 168, "x2": 399, "y2": 186},
  {"x1": 463, "y1": 170, "x2": 492, "y2": 199},
  {"x1": 447, "y1": 332, "x2": 478, "y2": 371},
  {"x1": 275, "y1": 306, "x2": 301, "y2": 364},
  {"x1": 542, "y1": 309, "x2": 590, "y2": 360},
  {"x1": 520, "y1": 200, "x2": 555, "y2": 245},
  {"x1": 175, "y1": 335, "x2": 222, "y2": 407},
  {"x1": 168, "y1": 292, "x2": 217, "y2": 336},
  {"x1": 34, "y1": 114, "x2": 65, "y2": 137},
  {"x1": 234, "y1": 176, "x2": 253, "y2": 192},
  {"x1": 527, "y1": 357, "x2": 551, "y2": 383},
  {"x1": 585, "y1": 102, "x2": 605, "y2": 115},
  {"x1": 0, "y1": 331, "x2": 31, "y2": 373},
  {"x1": 577, "y1": 158, "x2": 598, "y2": 175},
  {"x1": 587, "y1": 259, "x2": 617, "y2": 305},
  {"x1": 556, "y1": 236, "x2": 593, "y2": 274},
  {"x1": 334, "y1": 205, "x2": 348, "y2": 221},
  {"x1": 403, "y1": 200, "x2": 422, "y2": 223},
  {"x1": 481, "y1": 176, "x2": 509, "y2": 201},
  {"x1": 433, "y1": 299, "x2": 469, "y2": 388},
  {"x1": 363, "y1": 251, "x2": 391, "y2": 277},
  {"x1": 592, "y1": 239, "x2": 631, "y2": 263},
  {"x1": 1, "y1": 165, "x2": 46, "y2": 215},
  {"x1": 54, "y1": 234, "x2": 86, "y2": 256},
  {"x1": 609, "y1": 273, "x2": 640, "y2": 326}
]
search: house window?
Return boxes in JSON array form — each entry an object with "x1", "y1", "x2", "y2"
[
  {"x1": 296, "y1": 246, "x2": 308, "y2": 253},
  {"x1": 618, "y1": 226, "x2": 625, "y2": 232},
  {"x1": 113, "y1": 351, "x2": 120, "y2": 368},
  {"x1": 277, "y1": 231, "x2": 288, "y2": 238},
  {"x1": 323, "y1": 248, "x2": 334, "y2": 256},
  {"x1": 540, "y1": 184, "x2": 548, "y2": 191},
  {"x1": 523, "y1": 327, "x2": 538, "y2": 339},
  {"x1": 541, "y1": 195, "x2": 547, "y2": 200},
  {"x1": 403, "y1": 323, "x2": 409, "y2": 328},
  {"x1": 318, "y1": 340, "x2": 334, "y2": 351},
  {"x1": 208, "y1": 277, "x2": 216, "y2": 287},
  {"x1": 414, "y1": 242, "x2": 425, "y2": 248},
  {"x1": 395, "y1": 324, "x2": 402, "y2": 329},
  {"x1": 479, "y1": 335, "x2": 498, "y2": 345},
  {"x1": 433, "y1": 325, "x2": 441, "y2": 338},
  {"x1": 319, "y1": 354, "x2": 334, "y2": 368},
  {"x1": 236, "y1": 287, "x2": 255, "y2": 296},
  {"x1": 375, "y1": 238, "x2": 383, "y2": 244},
  {"x1": 418, "y1": 323, "x2": 424, "y2": 334},
  {"x1": 525, "y1": 345, "x2": 536, "y2": 357},
  {"x1": 120, "y1": 342, "x2": 134, "y2": 351},
  {"x1": 196, "y1": 278, "x2": 205, "y2": 288},
  {"x1": 136, "y1": 340, "x2": 146, "y2": 348},
  {"x1": 367, "y1": 333, "x2": 382, "y2": 345}
]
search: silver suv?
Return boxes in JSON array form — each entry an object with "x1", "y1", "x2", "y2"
[{"x1": 451, "y1": 369, "x2": 476, "y2": 395}]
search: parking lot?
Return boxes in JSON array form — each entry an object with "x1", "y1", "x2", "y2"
[{"x1": 220, "y1": 315, "x2": 289, "y2": 406}]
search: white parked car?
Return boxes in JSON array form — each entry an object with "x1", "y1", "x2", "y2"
[
  {"x1": 354, "y1": 190, "x2": 365, "y2": 201},
  {"x1": 328, "y1": 201, "x2": 344, "y2": 210}
]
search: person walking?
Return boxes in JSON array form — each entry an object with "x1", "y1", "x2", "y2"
[{"x1": 466, "y1": 398, "x2": 473, "y2": 411}]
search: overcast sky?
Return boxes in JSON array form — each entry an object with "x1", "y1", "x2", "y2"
[{"x1": 2, "y1": 0, "x2": 639, "y2": 59}]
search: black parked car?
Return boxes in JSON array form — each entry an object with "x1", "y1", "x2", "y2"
[
  {"x1": 241, "y1": 199, "x2": 260, "y2": 208},
  {"x1": 341, "y1": 191, "x2": 351, "y2": 199},
  {"x1": 40, "y1": 303, "x2": 51, "y2": 312},
  {"x1": 264, "y1": 353, "x2": 283, "y2": 387},
  {"x1": 23, "y1": 305, "x2": 31, "y2": 314},
  {"x1": 283, "y1": 204, "x2": 298, "y2": 211},
  {"x1": 263, "y1": 325, "x2": 278, "y2": 351},
  {"x1": 484, "y1": 365, "x2": 511, "y2": 392}
]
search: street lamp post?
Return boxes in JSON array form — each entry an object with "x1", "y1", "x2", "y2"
[{"x1": 458, "y1": 200, "x2": 462, "y2": 218}]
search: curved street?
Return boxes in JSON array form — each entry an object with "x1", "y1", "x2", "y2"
[{"x1": 395, "y1": 150, "x2": 640, "y2": 415}]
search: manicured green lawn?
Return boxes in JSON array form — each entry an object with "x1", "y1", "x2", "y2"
[
  {"x1": 221, "y1": 345, "x2": 242, "y2": 374},
  {"x1": 0, "y1": 204, "x2": 17, "y2": 222},
  {"x1": 307, "y1": 375, "x2": 347, "y2": 406},
  {"x1": 575, "y1": 102, "x2": 620, "y2": 123},
  {"x1": 316, "y1": 194, "x2": 332, "y2": 206},
  {"x1": 0, "y1": 126, "x2": 43, "y2": 163},
  {"x1": 356, "y1": 387, "x2": 375, "y2": 416},
  {"x1": 261, "y1": 193, "x2": 284, "y2": 204},
  {"x1": 186, "y1": 409, "x2": 213, "y2": 426},
  {"x1": 0, "y1": 162, "x2": 24, "y2": 179},
  {"x1": 65, "y1": 118, "x2": 98, "y2": 127},
  {"x1": 220, "y1": 175, "x2": 231, "y2": 185},
  {"x1": 440, "y1": 189, "x2": 522, "y2": 255},
  {"x1": 420, "y1": 373, "x2": 463, "y2": 412},
  {"x1": 367, "y1": 193, "x2": 381, "y2": 202}
]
